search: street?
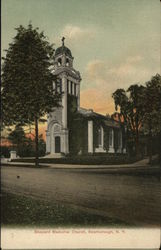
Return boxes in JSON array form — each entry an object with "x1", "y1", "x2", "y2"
[{"x1": 1, "y1": 165, "x2": 160, "y2": 227}]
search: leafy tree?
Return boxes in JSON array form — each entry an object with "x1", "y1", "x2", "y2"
[
  {"x1": 112, "y1": 85, "x2": 145, "y2": 156},
  {"x1": 142, "y1": 74, "x2": 161, "y2": 164},
  {"x1": 7, "y1": 125, "x2": 46, "y2": 157},
  {"x1": 2, "y1": 24, "x2": 60, "y2": 166},
  {"x1": 8, "y1": 125, "x2": 32, "y2": 157},
  {"x1": 8, "y1": 125, "x2": 26, "y2": 149}
]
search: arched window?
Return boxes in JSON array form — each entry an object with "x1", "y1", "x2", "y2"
[
  {"x1": 66, "y1": 58, "x2": 69, "y2": 66},
  {"x1": 58, "y1": 58, "x2": 62, "y2": 66}
]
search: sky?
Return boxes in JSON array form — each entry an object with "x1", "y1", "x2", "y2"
[{"x1": 2, "y1": 0, "x2": 160, "y2": 118}]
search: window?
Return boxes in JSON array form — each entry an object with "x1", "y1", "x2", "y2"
[
  {"x1": 98, "y1": 126, "x2": 103, "y2": 146},
  {"x1": 118, "y1": 130, "x2": 122, "y2": 148},
  {"x1": 98, "y1": 128, "x2": 102, "y2": 146},
  {"x1": 67, "y1": 80, "x2": 69, "y2": 93},
  {"x1": 109, "y1": 129, "x2": 113, "y2": 147},
  {"x1": 56, "y1": 79, "x2": 62, "y2": 93},
  {"x1": 74, "y1": 84, "x2": 76, "y2": 96},
  {"x1": 66, "y1": 58, "x2": 69, "y2": 66},
  {"x1": 71, "y1": 81, "x2": 73, "y2": 95},
  {"x1": 58, "y1": 58, "x2": 62, "y2": 66}
]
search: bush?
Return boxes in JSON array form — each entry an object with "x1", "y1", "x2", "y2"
[
  {"x1": 12, "y1": 153, "x2": 142, "y2": 165},
  {"x1": 1, "y1": 146, "x2": 10, "y2": 158}
]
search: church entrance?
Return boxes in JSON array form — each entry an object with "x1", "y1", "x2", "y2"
[{"x1": 55, "y1": 136, "x2": 61, "y2": 153}]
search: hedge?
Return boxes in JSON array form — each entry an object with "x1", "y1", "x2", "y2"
[{"x1": 12, "y1": 154, "x2": 142, "y2": 165}]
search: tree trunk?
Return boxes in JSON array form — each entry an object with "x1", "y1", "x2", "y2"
[
  {"x1": 135, "y1": 118, "x2": 139, "y2": 158},
  {"x1": 148, "y1": 126, "x2": 152, "y2": 166},
  {"x1": 35, "y1": 117, "x2": 39, "y2": 167},
  {"x1": 135, "y1": 130, "x2": 139, "y2": 158}
]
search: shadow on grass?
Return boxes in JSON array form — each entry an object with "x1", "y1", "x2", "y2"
[{"x1": 1, "y1": 191, "x2": 130, "y2": 228}]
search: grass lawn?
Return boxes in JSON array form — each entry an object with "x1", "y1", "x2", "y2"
[{"x1": 1, "y1": 191, "x2": 129, "y2": 228}]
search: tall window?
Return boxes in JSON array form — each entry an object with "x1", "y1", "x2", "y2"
[
  {"x1": 118, "y1": 130, "x2": 122, "y2": 148},
  {"x1": 71, "y1": 81, "x2": 73, "y2": 95},
  {"x1": 98, "y1": 126, "x2": 103, "y2": 146},
  {"x1": 98, "y1": 128, "x2": 102, "y2": 146},
  {"x1": 67, "y1": 80, "x2": 69, "y2": 94},
  {"x1": 109, "y1": 129, "x2": 113, "y2": 147},
  {"x1": 56, "y1": 79, "x2": 62, "y2": 93},
  {"x1": 66, "y1": 58, "x2": 69, "y2": 66},
  {"x1": 58, "y1": 58, "x2": 62, "y2": 66},
  {"x1": 74, "y1": 84, "x2": 76, "y2": 96}
]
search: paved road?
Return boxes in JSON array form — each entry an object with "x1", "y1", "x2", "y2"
[{"x1": 1, "y1": 166, "x2": 160, "y2": 227}]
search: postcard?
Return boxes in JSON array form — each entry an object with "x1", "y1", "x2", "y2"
[{"x1": 1, "y1": 0, "x2": 161, "y2": 249}]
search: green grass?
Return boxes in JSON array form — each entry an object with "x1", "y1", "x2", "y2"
[{"x1": 1, "y1": 191, "x2": 129, "y2": 228}]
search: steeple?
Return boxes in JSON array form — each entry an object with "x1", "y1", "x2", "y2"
[{"x1": 46, "y1": 38, "x2": 82, "y2": 156}]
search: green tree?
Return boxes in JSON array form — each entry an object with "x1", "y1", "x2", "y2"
[
  {"x1": 112, "y1": 85, "x2": 145, "y2": 156},
  {"x1": 142, "y1": 74, "x2": 161, "y2": 164},
  {"x1": 8, "y1": 125, "x2": 26, "y2": 152},
  {"x1": 2, "y1": 24, "x2": 60, "y2": 166},
  {"x1": 8, "y1": 125, "x2": 25, "y2": 145}
]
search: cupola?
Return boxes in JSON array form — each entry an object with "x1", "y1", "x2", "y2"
[{"x1": 54, "y1": 37, "x2": 73, "y2": 67}]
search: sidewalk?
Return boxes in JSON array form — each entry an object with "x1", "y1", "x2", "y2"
[{"x1": 1, "y1": 157, "x2": 151, "y2": 169}]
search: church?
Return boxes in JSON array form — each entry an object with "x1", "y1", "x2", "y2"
[{"x1": 46, "y1": 38, "x2": 126, "y2": 157}]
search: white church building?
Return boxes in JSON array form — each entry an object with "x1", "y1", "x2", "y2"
[{"x1": 46, "y1": 38, "x2": 126, "y2": 157}]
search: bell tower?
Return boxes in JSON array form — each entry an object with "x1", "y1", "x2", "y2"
[{"x1": 46, "y1": 38, "x2": 81, "y2": 156}]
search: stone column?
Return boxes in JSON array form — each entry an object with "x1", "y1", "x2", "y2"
[
  {"x1": 109, "y1": 128, "x2": 114, "y2": 153},
  {"x1": 61, "y1": 130, "x2": 69, "y2": 154},
  {"x1": 88, "y1": 120, "x2": 93, "y2": 153},
  {"x1": 62, "y1": 54, "x2": 66, "y2": 66},
  {"x1": 62, "y1": 74, "x2": 67, "y2": 129},
  {"x1": 53, "y1": 81, "x2": 56, "y2": 91},
  {"x1": 46, "y1": 130, "x2": 50, "y2": 153},
  {"x1": 68, "y1": 80, "x2": 71, "y2": 94},
  {"x1": 123, "y1": 126, "x2": 127, "y2": 154},
  {"x1": 117, "y1": 130, "x2": 122, "y2": 153},
  {"x1": 77, "y1": 83, "x2": 80, "y2": 109},
  {"x1": 112, "y1": 128, "x2": 114, "y2": 148}
]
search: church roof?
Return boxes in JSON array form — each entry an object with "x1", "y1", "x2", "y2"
[
  {"x1": 55, "y1": 45, "x2": 72, "y2": 58},
  {"x1": 78, "y1": 108, "x2": 121, "y2": 128}
]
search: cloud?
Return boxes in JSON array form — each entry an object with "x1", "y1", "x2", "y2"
[
  {"x1": 80, "y1": 55, "x2": 157, "y2": 114},
  {"x1": 61, "y1": 24, "x2": 95, "y2": 42},
  {"x1": 126, "y1": 55, "x2": 143, "y2": 64},
  {"x1": 84, "y1": 55, "x2": 155, "y2": 90}
]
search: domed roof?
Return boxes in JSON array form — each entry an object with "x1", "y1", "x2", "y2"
[
  {"x1": 55, "y1": 45, "x2": 72, "y2": 58},
  {"x1": 55, "y1": 37, "x2": 72, "y2": 58}
]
